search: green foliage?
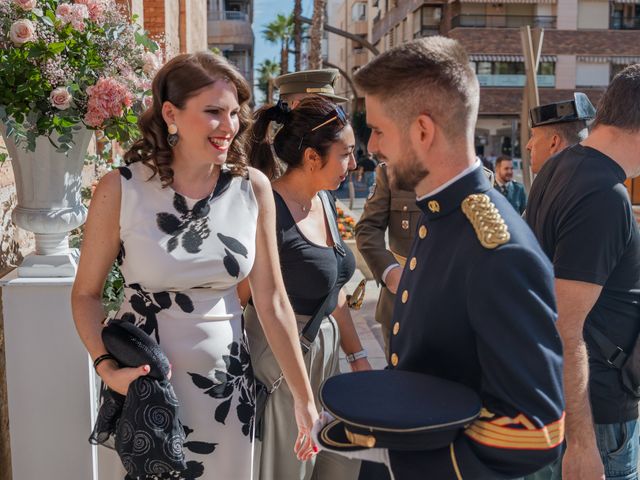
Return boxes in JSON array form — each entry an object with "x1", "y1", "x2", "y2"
[{"x1": 256, "y1": 59, "x2": 280, "y2": 103}]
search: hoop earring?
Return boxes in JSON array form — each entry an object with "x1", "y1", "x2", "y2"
[{"x1": 167, "y1": 123, "x2": 179, "y2": 147}]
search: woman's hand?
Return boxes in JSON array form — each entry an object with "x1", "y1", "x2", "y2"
[
  {"x1": 349, "y1": 357, "x2": 372, "y2": 372},
  {"x1": 97, "y1": 360, "x2": 151, "y2": 396},
  {"x1": 293, "y1": 398, "x2": 320, "y2": 461}
]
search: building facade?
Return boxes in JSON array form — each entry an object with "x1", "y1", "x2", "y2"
[
  {"x1": 207, "y1": 0, "x2": 254, "y2": 90},
  {"x1": 364, "y1": 0, "x2": 640, "y2": 165}
]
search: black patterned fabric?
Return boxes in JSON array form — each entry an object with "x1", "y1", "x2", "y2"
[{"x1": 90, "y1": 377, "x2": 187, "y2": 478}]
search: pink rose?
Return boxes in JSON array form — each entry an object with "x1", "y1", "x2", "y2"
[
  {"x1": 55, "y1": 3, "x2": 72, "y2": 18},
  {"x1": 142, "y1": 51, "x2": 161, "y2": 75},
  {"x1": 49, "y1": 87, "x2": 72, "y2": 110},
  {"x1": 9, "y1": 19, "x2": 35, "y2": 45},
  {"x1": 13, "y1": 0, "x2": 36, "y2": 11}
]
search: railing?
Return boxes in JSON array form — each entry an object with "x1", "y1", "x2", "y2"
[
  {"x1": 208, "y1": 10, "x2": 249, "y2": 22},
  {"x1": 477, "y1": 74, "x2": 555, "y2": 88},
  {"x1": 451, "y1": 14, "x2": 556, "y2": 29},
  {"x1": 414, "y1": 27, "x2": 440, "y2": 38},
  {"x1": 610, "y1": 15, "x2": 640, "y2": 30}
]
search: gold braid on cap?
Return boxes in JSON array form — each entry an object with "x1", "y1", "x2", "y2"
[{"x1": 461, "y1": 194, "x2": 510, "y2": 249}]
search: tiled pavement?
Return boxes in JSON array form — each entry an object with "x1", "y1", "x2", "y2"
[{"x1": 336, "y1": 197, "x2": 389, "y2": 373}]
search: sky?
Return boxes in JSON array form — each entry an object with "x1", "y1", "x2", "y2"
[{"x1": 251, "y1": 0, "x2": 315, "y2": 103}]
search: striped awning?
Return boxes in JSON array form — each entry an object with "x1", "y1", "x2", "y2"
[
  {"x1": 578, "y1": 55, "x2": 640, "y2": 64},
  {"x1": 469, "y1": 54, "x2": 557, "y2": 62},
  {"x1": 611, "y1": 0, "x2": 640, "y2": 4},
  {"x1": 461, "y1": 0, "x2": 555, "y2": 3}
]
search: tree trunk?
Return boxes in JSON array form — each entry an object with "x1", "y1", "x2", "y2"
[
  {"x1": 308, "y1": 0, "x2": 326, "y2": 69},
  {"x1": 293, "y1": 0, "x2": 302, "y2": 71},
  {"x1": 280, "y1": 43, "x2": 289, "y2": 75}
]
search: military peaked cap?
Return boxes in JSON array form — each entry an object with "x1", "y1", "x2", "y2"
[
  {"x1": 529, "y1": 92, "x2": 596, "y2": 128},
  {"x1": 274, "y1": 68, "x2": 348, "y2": 103},
  {"x1": 317, "y1": 370, "x2": 481, "y2": 451}
]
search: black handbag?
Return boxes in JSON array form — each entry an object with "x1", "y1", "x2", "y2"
[
  {"x1": 254, "y1": 191, "x2": 347, "y2": 441},
  {"x1": 586, "y1": 324, "x2": 640, "y2": 398}
]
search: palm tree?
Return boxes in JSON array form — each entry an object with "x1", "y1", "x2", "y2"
[
  {"x1": 263, "y1": 14, "x2": 294, "y2": 75},
  {"x1": 308, "y1": 0, "x2": 326, "y2": 69},
  {"x1": 257, "y1": 59, "x2": 280, "y2": 104},
  {"x1": 293, "y1": 0, "x2": 303, "y2": 71}
]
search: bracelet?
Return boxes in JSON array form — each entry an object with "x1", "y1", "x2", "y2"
[
  {"x1": 93, "y1": 353, "x2": 116, "y2": 371},
  {"x1": 345, "y1": 349, "x2": 367, "y2": 363}
]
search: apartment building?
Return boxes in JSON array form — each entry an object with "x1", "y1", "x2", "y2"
[
  {"x1": 328, "y1": 0, "x2": 372, "y2": 111},
  {"x1": 207, "y1": 0, "x2": 254, "y2": 89},
  {"x1": 365, "y1": 0, "x2": 640, "y2": 164}
]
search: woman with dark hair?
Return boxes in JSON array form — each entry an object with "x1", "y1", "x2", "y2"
[
  {"x1": 244, "y1": 96, "x2": 371, "y2": 480},
  {"x1": 72, "y1": 52, "x2": 318, "y2": 479}
]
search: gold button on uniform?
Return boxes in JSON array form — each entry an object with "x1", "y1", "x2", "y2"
[
  {"x1": 401, "y1": 290, "x2": 409, "y2": 303},
  {"x1": 391, "y1": 353, "x2": 398, "y2": 366},
  {"x1": 393, "y1": 322, "x2": 400, "y2": 335},
  {"x1": 402, "y1": 219, "x2": 409, "y2": 230},
  {"x1": 419, "y1": 225, "x2": 427, "y2": 239},
  {"x1": 409, "y1": 257, "x2": 417, "y2": 270},
  {"x1": 402, "y1": 205, "x2": 408, "y2": 211}
]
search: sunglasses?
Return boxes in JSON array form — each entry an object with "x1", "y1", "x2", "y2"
[
  {"x1": 298, "y1": 106, "x2": 349, "y2": 150},
  {"x1": 346, "y1": 279, "x2": 366, "y2": 310}
]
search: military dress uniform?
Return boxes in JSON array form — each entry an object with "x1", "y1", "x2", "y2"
[
  {"x1": 355, "y1": 163, "x2": 420, "y2": 356},
  {"x1": 380, "y1": 163, "x2": 565, "y2": 479}
]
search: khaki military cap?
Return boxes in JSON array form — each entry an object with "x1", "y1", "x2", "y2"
[{"x1": 274, "y1": 68, "x2": 348, "y2": 103}]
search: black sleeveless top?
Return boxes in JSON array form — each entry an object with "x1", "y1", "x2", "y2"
[{"x1": 274, "y1": 190, "x2": 356, "y2": 316}]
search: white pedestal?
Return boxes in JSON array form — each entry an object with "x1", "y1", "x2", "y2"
[{"x1": 1, "y1": 270, "x2": 98, "y2": 480}]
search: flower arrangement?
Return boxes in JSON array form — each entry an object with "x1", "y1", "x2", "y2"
[
  {"x1": 336, "y1": 206, "x2": 356, "y2": 240},
  {"x1": 0, "y1": 0, "x2": 161, "y2": 153}
]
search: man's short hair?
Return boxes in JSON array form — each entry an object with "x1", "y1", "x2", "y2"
[
  {"x1": 353, "y1": 37, "x2": 479, "y2": 140},
  {"x1": 593, "y1": 63, "x2": 640, "y2": 131},
  {"x1": 495, "y1": 155, "x2": 512, "y2": 167},
  {"x1": 546, "y1": 120, "x2": 589, "y2": 146}
]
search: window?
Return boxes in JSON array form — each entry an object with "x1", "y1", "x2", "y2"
[
  {"x1": 352, "y1": 2, "x2": 367, "y2": 21},
  {"x1": 477, "y1": 62, "x2": 492, "y2": 75},
  {"x1": 576, "y1": 62, "x2": 610, "y2": 86}
]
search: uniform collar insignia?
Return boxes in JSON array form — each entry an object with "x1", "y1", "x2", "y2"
[{"x1": 417, "y1": 167, "x2": 492, "y2": 220}]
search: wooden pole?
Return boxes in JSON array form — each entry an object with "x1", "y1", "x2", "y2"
[{"x1": 520, "y1": 26, "x2": 543, "y2": 192}]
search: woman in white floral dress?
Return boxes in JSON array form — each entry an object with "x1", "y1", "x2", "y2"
[{"x1": 72, "y1": 52, "x2": 318, "y2": 480}]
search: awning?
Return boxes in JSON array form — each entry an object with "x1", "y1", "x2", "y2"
[
  {"x1": 578, "y1": 55, "x2": 640, "y2": 64},
  {"x1": 469, "y1": 54, "x2": 557, "y2": 62},
  {"x1": 611, "y1": 0, "x2": 640, "y2": 4}
]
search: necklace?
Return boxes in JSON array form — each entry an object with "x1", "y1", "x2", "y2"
[{"x1": 290, "y1": 196, "x2": 313, "y2": 212}]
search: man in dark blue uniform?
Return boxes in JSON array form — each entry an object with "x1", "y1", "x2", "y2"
[
  {"x1": 314, "y1": 37, "x2": 565, "y2": 479},
  {"x1": 526, "y1": 65, "x2": 640, "y2": 480}
]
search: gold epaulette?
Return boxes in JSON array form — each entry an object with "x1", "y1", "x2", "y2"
[{"x1": 461, "y1": 194, "x2": 510, "y2": 249}]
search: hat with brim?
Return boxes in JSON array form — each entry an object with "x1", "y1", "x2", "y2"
[
  {"x1": 529, "y1": 92, "x2": 596, "y2": 128},
  {"x1": 318, "y1": 370, "x2": 482, "y2": 451},
  {"x1": 274, "y1": 68, "x2": 349, "y2": 103}
]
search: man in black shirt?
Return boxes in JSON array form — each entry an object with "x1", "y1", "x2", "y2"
[{"x1": 526, "y1": 64, "x2": 640, "y2": 480}]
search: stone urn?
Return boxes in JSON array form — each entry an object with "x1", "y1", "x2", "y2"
[
  {"x1": 343, "y1": 238, "x2": 375, "y2": 281},
  {"x1": 0, "y1": 125, "x2": 93, "y2": 277}
]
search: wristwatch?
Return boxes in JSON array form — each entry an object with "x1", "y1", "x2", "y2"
[{"x1": 346, "y1": 349, "x2": 368, "y2": 363}]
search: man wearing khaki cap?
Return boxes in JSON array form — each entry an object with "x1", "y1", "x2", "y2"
[{"x1": 275, "y1": 68, "x2": 348, "y2": 106}]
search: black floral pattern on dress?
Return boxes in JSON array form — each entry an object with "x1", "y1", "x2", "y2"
[
  {"x1": 121, "y1": 284, "x2": 194, "y2": 344},
  {"x1": 188, "y1": 336, "x2": 255, "y2": 438},
  {"x1": 118, "y1": 166, "x2": 132, "y2": 180},
  {"x1": 157, "y1": 193, "x2": 212, "y2": 254}
]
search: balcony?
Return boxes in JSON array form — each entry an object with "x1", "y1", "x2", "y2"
[
  {"x1": 208, "y1": 10, "x2": 249, "y2": 22},
  {"x1": 414, "y1": 27, "x2": 440, "y2": 38},
  {"x1": 208, "y1": 10, "x2": 253, "y2": 47},
  {"x1": 477, "y1": 74, "x2": 555, "y2": 88},
  {"x1": 451, "y1": 15, "x2": 556, "y2": 29},
  {"x1": 611, "y1": 15, "x2": 640, "y2": 30}
]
